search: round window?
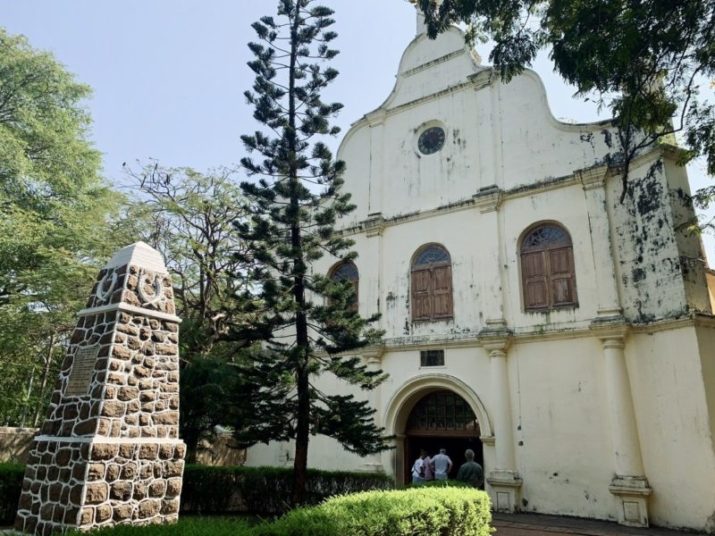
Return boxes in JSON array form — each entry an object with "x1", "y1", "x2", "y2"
[{"x1": 418, "y1": 126, "x2": 446, "y2": 155}]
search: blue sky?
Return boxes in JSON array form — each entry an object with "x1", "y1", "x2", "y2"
[{"x1": 2, "y1": 0, "x2": 713, "y2": 261}]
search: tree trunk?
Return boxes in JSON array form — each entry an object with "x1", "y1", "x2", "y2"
[
  {"x1": 32, "y1": 332, "x2": 55, "y2": 426},
  {"x1": 287, "y1": 2, "x2": 310, "y2": 507}
]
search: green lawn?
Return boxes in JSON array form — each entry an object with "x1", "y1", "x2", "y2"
[{"x1": 70, "y1": 518, "x2": 254, "y2": 535}]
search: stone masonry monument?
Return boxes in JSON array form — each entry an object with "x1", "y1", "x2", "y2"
[{"x1": 15, "y1": 242, "x2": 185, "y2": 535}]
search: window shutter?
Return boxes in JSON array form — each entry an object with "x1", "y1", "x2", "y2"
[
  {"x1": 522, "y1": 251, "x2": 549, "y2": 309},
  {"x1": 432, "y1": 265, "x2": 453, "y2": 318},
  {"x1": 549, "y1": 247, "x2": 574, "y2": 305},
  {"x1": 412, "y1": 268, "x2": 432, "y2": 320}
]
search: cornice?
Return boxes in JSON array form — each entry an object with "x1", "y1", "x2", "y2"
[{"x1": 370, "y1": 314, "x2": 704, "y2": 352}]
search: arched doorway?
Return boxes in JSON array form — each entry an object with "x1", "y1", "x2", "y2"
[{"x1": 404, "y1": 390, "x2": 483, "y2": 483}]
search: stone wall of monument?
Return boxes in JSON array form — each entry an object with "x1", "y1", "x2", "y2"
[{"x1": 15, "y1": 243, "x2": 186, "y2": 535}]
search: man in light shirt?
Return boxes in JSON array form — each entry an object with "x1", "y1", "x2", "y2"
[{"x1": 430, "y1": 448, "x2": 453, "y2": 480}]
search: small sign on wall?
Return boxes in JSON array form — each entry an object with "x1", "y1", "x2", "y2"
[{"x1": 65, "y1": 345, "x2": 100, "y2": 396}]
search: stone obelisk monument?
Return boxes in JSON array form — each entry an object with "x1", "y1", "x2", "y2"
[{"x1": 15, "y1": 242, "x2": 185, "y2": 535}]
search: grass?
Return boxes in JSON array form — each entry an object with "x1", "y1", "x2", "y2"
[{"x1": 69, "y1": 517, "x2": 254, "y2": 535}]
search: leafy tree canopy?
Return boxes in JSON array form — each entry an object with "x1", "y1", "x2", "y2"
[
  {"x1": 418, "y1": 0, "x2": 715, "y2": 200},
  {"x1": 0, "y1": 28, "x2": 126, "y2": 425},
  {"x1": 122, "y1": 164, "x2": 256, "y2": 458}
]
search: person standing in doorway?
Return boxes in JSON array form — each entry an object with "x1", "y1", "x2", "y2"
[
  {"x1": 411, "y1": 449, "x2": 428, "y2": 485},
  {"x1": 431, "y1": 448, "x2": 453, "y2": 480},
  {"x1": 456, "y1": 448, "x2": 484, "y2": 488},
  {"x1": 423, "y1": 450, "x2": 434, "y2": 481}
]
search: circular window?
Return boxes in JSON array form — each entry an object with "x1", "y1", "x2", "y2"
[{"x1": 418, "y1": 126, "x2": 446, "y2": 155}]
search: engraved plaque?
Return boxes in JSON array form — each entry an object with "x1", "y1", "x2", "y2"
[{"x1": 66, "y1": 345, "x2": 100, "y2": 396}]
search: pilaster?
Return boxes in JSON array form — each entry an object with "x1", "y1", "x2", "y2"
[
  {"x1": 366, "y1": 111, "x2": 387, "y2": 216},
  {"x1": 577, "y1": 165, "x2": 622, "y2": 318},
  {"x1": 591, "y1": 323, "x2": 651, "y2": 527},
  {"x1": 474, "y1": 186, "x2": 507, "y2": 326},
  {"x1": 480, "y1": 333, "x2": 522, "y2": 512}
]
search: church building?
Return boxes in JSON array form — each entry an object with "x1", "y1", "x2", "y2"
[{"x1": 247, "y1": 5, "x2": 715, "y2": 532}]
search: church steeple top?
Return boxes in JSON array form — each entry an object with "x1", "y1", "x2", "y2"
[{"x1": 406, "y1": 0, "x2": 439, "y2": 36}]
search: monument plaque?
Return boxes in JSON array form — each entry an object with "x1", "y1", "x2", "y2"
[{"x1": 65, "y1": 345, "x2": 99, "y2": 396}]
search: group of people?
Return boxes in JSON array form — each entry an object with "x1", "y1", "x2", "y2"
[{"x1": 411, "y1": 447, "x2": 484, "y2": 488}]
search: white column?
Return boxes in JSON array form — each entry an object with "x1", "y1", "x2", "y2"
[
  {"x1": 366, "y1": 111, "x2": 386, "y2": 216},
  {"x1": 483, "y1": 337, "x2": 522, "y2": 512},
  {"x1": 473, "y1": 187, "x2": 505, "y2": 326},
  {"x1": 363, "y1": 349, "x2": 385, "y2": 473},
  {"x1": 490, "y1": 348, "x2": 516, "y2": 472},
  {"x1": 599, "y1": 333, "x2": 651, "y2": 527},
  {"x1": 579, "y1": 166, "x2": 622, "y2": 318},
  {"x1": 603, "y1": 337, "x2": 644, "y2": 476}
]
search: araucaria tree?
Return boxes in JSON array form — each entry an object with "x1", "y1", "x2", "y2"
[{"x1": 232, "y1": 1, "x2": 388, "y2": 505}]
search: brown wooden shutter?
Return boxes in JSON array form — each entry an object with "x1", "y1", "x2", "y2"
[
  {"x1": 412, "y1": 268, "x2": 432, "y2": 320},
  {"x1": 549, "y1": 247, "x2": 575, "y2": 305},
  {"x1": 432, "y1": 265, "x2": 453, "y2": 318},
  {"x1": 522, "y1": 250, "x2": 549, "y2": 309}
]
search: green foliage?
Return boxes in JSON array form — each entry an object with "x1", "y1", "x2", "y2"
[
  {"x1": 182, "y1": 465, "x2": 393, "y2": 515},
  {"x1": 253, "y1": 487, "x2": 491, "y2": 536},
  {"x1": 419, "y1": 0, "x2": 715, "y2": 201},
  {"x1": 231, "y1": 0, "x2": 388, "y2": 504},
  {"x1": 0, "y1": 463, "x2": 24, "y2": 525},
  {"x1": 0, "y1": 28, "x2": 128, "y2": 426},
  {"x1": 122, "y1": 165, "x2": 248, "y2": 356},
  {"x1": 179, "y1": 359, "x2": 244, "y2": 463}
]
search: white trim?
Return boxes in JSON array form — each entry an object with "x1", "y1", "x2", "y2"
[
  {"x1": 33, "y1": 435, "x2": 184, "y2": 445},
  {"x1": 77, "y1": 303, "x2": 181, "y2": 323}
]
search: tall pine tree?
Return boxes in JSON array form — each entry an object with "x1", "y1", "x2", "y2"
[{"x1": 232, "y1": 0, "x2": 388, "y2": 505}]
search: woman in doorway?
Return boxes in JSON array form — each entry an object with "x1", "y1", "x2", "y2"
[
  {"x1": 423, "y1": 450, "x2": 434, "y2": 481},
  {"x1": 411, "y1": 449, "x2": 428, "y2": 484}
]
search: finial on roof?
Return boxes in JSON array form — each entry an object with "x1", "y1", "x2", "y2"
[
  {"x1": 406, "y1": 0, "x2": 427, "y2": 36},
  {"x1": 408, "y1": 0, "x2": 443, "y2": 36}
]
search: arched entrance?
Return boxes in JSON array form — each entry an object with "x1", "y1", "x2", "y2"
[
  {"x1": 404, "y1": 390, "x2": 483, "y2": 483},
  {"x1": 384, "y1": 374, "x2": 493, "y2": 487}
]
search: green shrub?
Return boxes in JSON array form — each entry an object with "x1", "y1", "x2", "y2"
[
  {"x1": 0, "y1": 464, "x2": 392, "y2": 523},
  {"x1": 0, "y1": 463, "x2": 24, "y2": 525},
  {"x1": 253, "y1": 487, "x2": 492, "y2": 536},
  {"x1": 182, "y1": 465, "x2": 393, "y2": 515}
]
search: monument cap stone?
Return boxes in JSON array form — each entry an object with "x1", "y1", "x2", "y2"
[{"x1": 106, "y1": 241, "x2": 167, "y2": 273}]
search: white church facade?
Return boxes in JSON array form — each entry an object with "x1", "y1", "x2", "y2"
[{"x1": 247, "y1": 8, "x2": 715, "y2": 533}]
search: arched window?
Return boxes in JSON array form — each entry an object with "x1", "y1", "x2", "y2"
[
  {"x1": 406, "y1": 390, "x2": 479, "y2": 436},
  {"x1": 329, "y1": 261, "x2": 359, "y2": 313},
  {"x1": 520, "y1": 223, "x2": 578, "y2": 311},
  {"x1": 411, "y1": 244, "x2": 453, "y2": 321}
]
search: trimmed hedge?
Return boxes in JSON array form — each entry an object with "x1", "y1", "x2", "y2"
[
  {"x1": 181, "y1": 465, "x2": 393, "y2": 515},
  {"x1": 0, "y1": 463, "x2": 24, "y2": 525},
  {"x1": 254, "y1": 487, "x2": 492, "y2": 536},
  {"x1": 0, "y1": 464, "x2": 392, "y2": 523}
]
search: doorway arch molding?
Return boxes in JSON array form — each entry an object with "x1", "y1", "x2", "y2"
[{"x1": 384, "y1": 373, "x2": 493, "y2": 439}]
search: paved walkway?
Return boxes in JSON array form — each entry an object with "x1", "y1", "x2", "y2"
[{"x1": 493, "y1": 513, "x2": 708, "y2": 536}]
